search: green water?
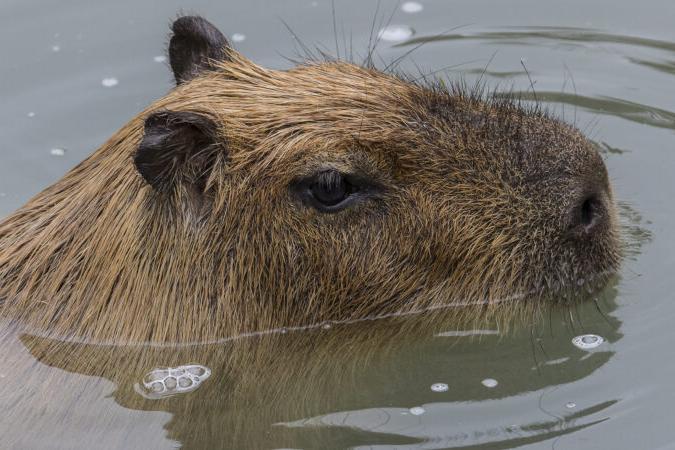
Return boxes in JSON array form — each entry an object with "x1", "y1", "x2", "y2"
[{"x1": 0, "y1": 0, "x2": 670, "y2": 448}]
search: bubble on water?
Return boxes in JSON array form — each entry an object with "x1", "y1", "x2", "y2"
[
  {"x1": 101, "y1": 77, "x2": 119, "y2": 88},
  {"x1": 187, "y1": 366, "x2": 206, "y2": 376},
  {"x1": 51, "y1": 45, "x2": 61, "y2": 53},
  {"x1": 50, "y1": 148, "x2": 66, "y2": 157},
  {"x1": 135, "y1": 364, "x2": 211, "y2": 399},
  {"x1": 572, "y1": 334, "x2": 604, "y2": 350},
  {"x1": 231, "y1": 33, "x2": 246, "y2": 43},
  {"x1": 377, "y1": 25, "x2": 414, "y2": 42},
  {"x1": 482, "y1": 378, "x2": 498, "y2": 388},
  {"x1": 401, "y1": 2, "x2": 423, "y2": 13},
  {"x1": 153, "y1": 55, "x2": 167, "y2": 63},
  {"x1": 576, "y1": 278, "x2": 585, "y2": 286},
  {"x1": 566, "y1": 402, "x2": 577, "y2": 409},
  {"x1": 164, "y1": 376, "x2": 177, "y2": 389},
  {"x1": 27, "y1": 112, "x2": 35, "y2": 118},
  {"x1": 430, "y1": 383, "x2": 448, "y2": 392},
  {"x1": 409, "y1": 406, "x2": 425, "y2": 415}
]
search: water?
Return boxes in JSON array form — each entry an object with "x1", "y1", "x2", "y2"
[{"x1": 0, "y1": 0, "x2": 671, "y2": 448}]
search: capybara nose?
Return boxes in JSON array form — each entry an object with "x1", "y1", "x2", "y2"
[{"x1": 569, "y1": 189, "x2": 607, "y2": 235}]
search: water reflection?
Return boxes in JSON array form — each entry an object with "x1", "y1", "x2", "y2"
[{"x1": 0, "y1": 279, "x2": 624, "y2": 449}]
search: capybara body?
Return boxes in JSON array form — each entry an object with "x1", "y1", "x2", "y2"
[{"x1": 0, "y1": 16, "x2": 620, "y2": 343}]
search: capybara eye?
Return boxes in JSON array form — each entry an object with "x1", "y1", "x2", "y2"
[
  {"x1": 291, "y1": 169, "x2": 364, "y2": 212},
  {"x1": 309, "y1": 170, "x2": 355, "y2": 210}
]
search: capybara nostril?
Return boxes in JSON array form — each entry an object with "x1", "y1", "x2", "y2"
[{"x1": 573, "y1": 193, "x2": 603, "y2": 233}]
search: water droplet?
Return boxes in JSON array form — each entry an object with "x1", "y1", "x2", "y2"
[
  {"x1": 577, "y1": 278, "x2": 585, "y2": 286},
  {"x1": 482, "y1": 378, "x2": 498, "y2": 388},
  {"x1": 401, "y1": 2, "x2": 423, "y2": 13},
  {"x1": 101, "y1": 77, "x2": 118, "y2": 88},
  {"x1": 231, "y1": 33, "x2": 246, "y2": 43},
  {"x1": 153, "y1": 55, "x2": 167, "y2": 63},
  {"x1": 377, "y1": 25, "x2": 414, "y2": 42},
  {"x1": 409, "y1": 406, "x2": 425, "y2": 415},
  {"x1": 566, "y1": 402, "x2": 577, "y2": 409},
  {"x1": 27, "y1": 112, "x2": 35, "y2": 118},
  {"x1": 51, "y1": 45, "x2": 61, "y2": 52},
  {"x1": 321, "y1": 322, "x2": 332, "y2": 330},
  {"x1": 572, "y1": 334, "x2": 604, "y2": 350},
  {"x1": 430, "y1": 383, "x2": 448, "y2": 392},
  {"x1": 50, "y1": 148, "x2": 66, "y2": 157}
]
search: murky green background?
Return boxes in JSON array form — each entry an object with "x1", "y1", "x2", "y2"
[{"x1": 0, "y1": 0, "x2": 672, "y2": 448}]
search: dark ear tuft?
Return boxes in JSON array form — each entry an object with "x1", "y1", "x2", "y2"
[
  {"x1": 135, "y1": 110, "x2": 223, "y2": 194},
  {"x1": 169, "y1": 16, "x2": 230, "y2": 84}
]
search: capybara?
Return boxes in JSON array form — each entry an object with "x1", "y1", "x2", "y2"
[{"x1": 0, "y1": 16, "x2": 620, "y2": 343}]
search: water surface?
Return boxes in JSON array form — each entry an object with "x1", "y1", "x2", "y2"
[{"x1": 0, "y1": 0, "x2": 672, "y2": 448}]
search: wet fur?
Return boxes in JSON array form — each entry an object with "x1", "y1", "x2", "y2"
[{"x1": 0, "y1": 18, "x2": 620, "y2": 343}]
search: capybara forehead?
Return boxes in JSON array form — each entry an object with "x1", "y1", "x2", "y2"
[
  {"x1": 156, "y1": 56, "x2": 425, "y2": 161},
  {"x1": 153, "y1": 52, "x2": 592, "y2": 183}
]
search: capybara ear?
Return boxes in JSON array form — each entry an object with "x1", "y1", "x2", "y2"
[
  {"x1": 169, "y1": 16, "x2": 230, "y2": 85},
  {"x1": 134, "y1": 110, "x2": 222, "y2": 194}
]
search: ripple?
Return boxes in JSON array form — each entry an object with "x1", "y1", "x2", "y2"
[
  {"x1": 495, "y1": 91, "x2": 675, "y2": 131},
  {"x1": 394, "y1": 26, "x2": 675, "y2": 54},
  {"x1": 628, "y1": 57, "x2": 675, "y2": 76}
]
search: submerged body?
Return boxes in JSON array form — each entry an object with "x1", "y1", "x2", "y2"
[{"x1": 0, "y1": 16, "x2": 620, "y2": 343}]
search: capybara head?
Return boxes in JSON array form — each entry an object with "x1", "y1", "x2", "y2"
[{"x1": 0, "y1": 16, "x2": 620, "y2": 342}]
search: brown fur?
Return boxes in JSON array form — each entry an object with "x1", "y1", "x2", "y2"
[{"x1": 0, "y1": 17, "x2": 620, "y2": 343}]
